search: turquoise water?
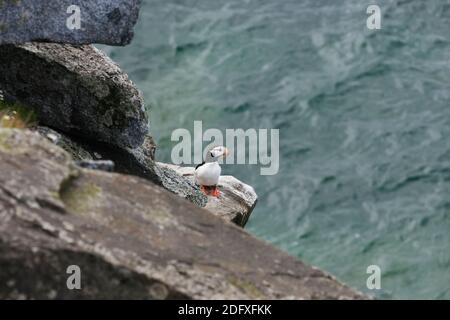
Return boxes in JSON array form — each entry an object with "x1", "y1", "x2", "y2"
[{"x1": 101, "y1": 0, "x2": 450, "y2": 299}]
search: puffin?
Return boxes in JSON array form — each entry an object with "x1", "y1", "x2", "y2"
[{"x1": 195, "y1": 146, "x2": 229, "y2": 197}]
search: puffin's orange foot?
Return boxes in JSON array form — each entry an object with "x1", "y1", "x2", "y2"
[
  {"x1": 211, "y1": 186, "x2": 220, "y2": 198},
  {"x1": 200, "y1": 185, "x2": 220, "y2": 197}
]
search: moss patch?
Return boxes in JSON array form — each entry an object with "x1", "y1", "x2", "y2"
[
  {"x1": 0, "y1": 130, "x2": 14, "y2": 152},
  {"x1": 0, "y1": 129, "x2": 28, "y2": 154},
  {"x1": 227, "y1": 275, "x2": 264, "y2": 299},
  {"x1": 60, "y1": 178, "x2": 103, "y2": 213},
  {"x1": 0, "y1": 100, "x2": 37, "y2": 129}
]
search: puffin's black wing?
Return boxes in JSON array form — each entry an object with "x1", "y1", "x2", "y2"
[{"x1": 195, "y1": 162, "x2": 205, "y2": 170}]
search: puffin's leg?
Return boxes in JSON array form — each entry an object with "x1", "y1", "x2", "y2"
[{"x1": 211, "y1": 186, "x2": 220, "y2": 197}]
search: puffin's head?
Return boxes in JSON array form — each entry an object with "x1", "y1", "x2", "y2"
[{"x1": 206, "y1": 146, "x2": 229, "y2": 162}]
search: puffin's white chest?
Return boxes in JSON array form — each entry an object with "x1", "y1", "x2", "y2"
[{"x1": 195, "y1": 162, "x2": 221, "y2": 186}]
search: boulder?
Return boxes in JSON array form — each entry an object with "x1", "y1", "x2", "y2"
[
  {"x1": 0, "y1": 0, "x2": 141, "y2": 46},
  {"x1": 0, "y1": 128, "x2": 366, "y2": 299},
  {"x1": 0, "y1": 43, "x2": 148, "y2": 149},
  {"x1": 157, "y1": 163, "x2": 257, "y2": 227}
]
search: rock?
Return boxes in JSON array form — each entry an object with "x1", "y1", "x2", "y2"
[
  {"x1": 153, "y1": 164, "x2": 208, "y2": 208},
  {"x1": 0, "y1": 0, "x2": 141, "y2": 46},
  {"x1": 157, "y1": 163, "x2": 257, "y2": 227},
  {"x1": 0, "y1": 128, "x2": 366, "y2": 299},
  {"x1": 0, "y1": 43, "x2": 148, "y2": 149},
  {"x1": 75, "y1": 139, "x2": 208, "y2": 208},
  {"x1": 75, "y1": 160, "x2": 115, "y2": 172},
  {"x1": 36, "y1": 126, "x2": 94, "y2": 161}
]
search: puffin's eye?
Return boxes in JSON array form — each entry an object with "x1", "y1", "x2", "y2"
[{"x1": 210, "y1": 152, "x2": 214, "y2": 157}]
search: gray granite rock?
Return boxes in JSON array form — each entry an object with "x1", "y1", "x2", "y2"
[
  {"x1": 0, "y1": 128, "x2": 367, "y2": 300},
  {"x1": 0, "y1": 0, "x2": 141, "y2": 45},
  {"x1": 0, "y1": 43, "x2": 148, "y2": 149}
]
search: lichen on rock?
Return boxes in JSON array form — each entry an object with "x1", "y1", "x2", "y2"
[{"x1": 60, "y1": 179, "x2": 103, "y2": 214}]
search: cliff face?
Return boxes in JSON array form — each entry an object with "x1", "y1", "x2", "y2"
[{"x1": 0, "y1": 129, "x2": 365, "y2": 299}]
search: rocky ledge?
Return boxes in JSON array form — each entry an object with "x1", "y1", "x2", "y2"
[
  {"x1": 0, "y1": 129, "x2": 365, "y2": 299},
  {"x1": 158, "y1": 163, "x2": 257, "y2": 227}
]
